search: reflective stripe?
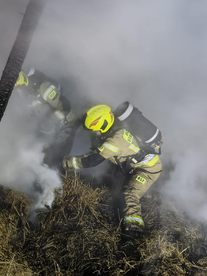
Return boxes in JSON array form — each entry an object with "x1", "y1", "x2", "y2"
[
  {"x1": 72, "y1": 157, "x2": 81, "y2": 169},
  {"x1": 131, "y1": 157, "x2": 138, "y2": 164},
  {"x1": 138, "y1": 154, "x2": 159, "y2": 167},
  {"x1": 145, "y1": 128, "x2": 159, "y2": 143},
  {"x1": 118, "y1": 103, "x2": 134, "y2": 121},
  {"x1": 129, "y1": 143, "x2": 140, "y2": 152},
  {"x1": 102, "y1": 142, "x2": 119, "y2": 153},
  {"x1": 124, "y1": 215, "x2": 144, "y2": 226}
]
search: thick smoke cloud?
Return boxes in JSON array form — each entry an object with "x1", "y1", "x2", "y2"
[
  {"x1": 0, "y1": 89, "x2": 62, "y2": 209},
  {"x1": 0, "y1": 0, "x2": 62, "y2": 209},
  {"x1": 1, "y1": 0, "x2": 207, "y2": 220}
]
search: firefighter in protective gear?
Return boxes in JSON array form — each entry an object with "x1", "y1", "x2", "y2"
[
  {"x1": 15, "y1": 68, "x2": 78, "y2": 168},
  {"x1": 15, "y1": 69, "x2": 75, "y2": 125},
  {"x1": 63, "y1": 103, "x2": 162, "y2": 236}
]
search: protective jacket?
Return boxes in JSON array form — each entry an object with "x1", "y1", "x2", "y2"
[
  {"x1": 64, "y1": 103, "x2": 163, "y2": 228},
  {"x1": 72, "y1": 118, "x2": 161, "y2": 173}
]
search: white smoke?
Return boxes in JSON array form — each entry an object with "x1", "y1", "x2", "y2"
[
  {"x1": 1, "y1": 0, "x2": 207, "y2": 221},
  {"x1": 0, "y1": 88, "x2": 62, "y2": 209}
]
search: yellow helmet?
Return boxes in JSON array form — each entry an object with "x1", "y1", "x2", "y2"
[
  {"x1": 15, "y1": 71, "x2": 29, "y2": 87},
  {"x1": 84, "y1": 104, "x2": 114, "y2": 133}
]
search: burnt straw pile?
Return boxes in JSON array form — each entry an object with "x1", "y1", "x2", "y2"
[{"x1": 0, "y1": 175, "x2": 207, "y2": 275}]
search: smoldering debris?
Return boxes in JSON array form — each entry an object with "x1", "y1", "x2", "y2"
[
  {"x1": 0, "y1": 186, "x2": 32, "y2": 275},
  {"x1": 0, "y1": 175, "x2": 206, "y2": 275}
]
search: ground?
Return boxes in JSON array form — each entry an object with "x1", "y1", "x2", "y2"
[{"x1": 0, "y1": 172, "x2": 207, "y2": 275}]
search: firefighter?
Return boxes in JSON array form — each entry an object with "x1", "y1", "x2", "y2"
[
  {"x1": 62, "y1": 103, "x2": 162, "y2": 235},
  {"x1": 15, "y1": 69, "x2": 79, "y2": 167},
  {"x1": 15, "y1": 69, "x2": 75, "y2": 124}
]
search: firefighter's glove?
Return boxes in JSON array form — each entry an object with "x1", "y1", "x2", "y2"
[
  {"x1": 62, "y1": 156, "x2": 82, "y2": 171},
  {"x1": 15, "y1": 71, "x2": 29, "y2": 87}
]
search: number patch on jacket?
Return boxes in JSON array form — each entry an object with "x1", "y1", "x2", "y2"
[{"x1": 136, "y1": 175, "x2": 147, "y2": 184}]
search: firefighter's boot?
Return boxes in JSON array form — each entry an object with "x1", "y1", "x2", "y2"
[{"x1": 123, "y1": 214, "x2": 145, "y2": 237}]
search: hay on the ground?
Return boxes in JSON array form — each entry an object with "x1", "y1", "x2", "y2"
[{"x1": 0, "y1": 175, "x2": 207, "y2": 275}]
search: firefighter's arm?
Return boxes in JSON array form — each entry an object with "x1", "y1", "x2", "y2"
[
  {"x1": 62, "y1": 135, "x2": 119, "y2": 171},
  {"x1": 69, "y1": 134, "x2": 121, "y2": 169},
  {"x1": 63, "y1": 151, "x2": 105, "y2": 170}
]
